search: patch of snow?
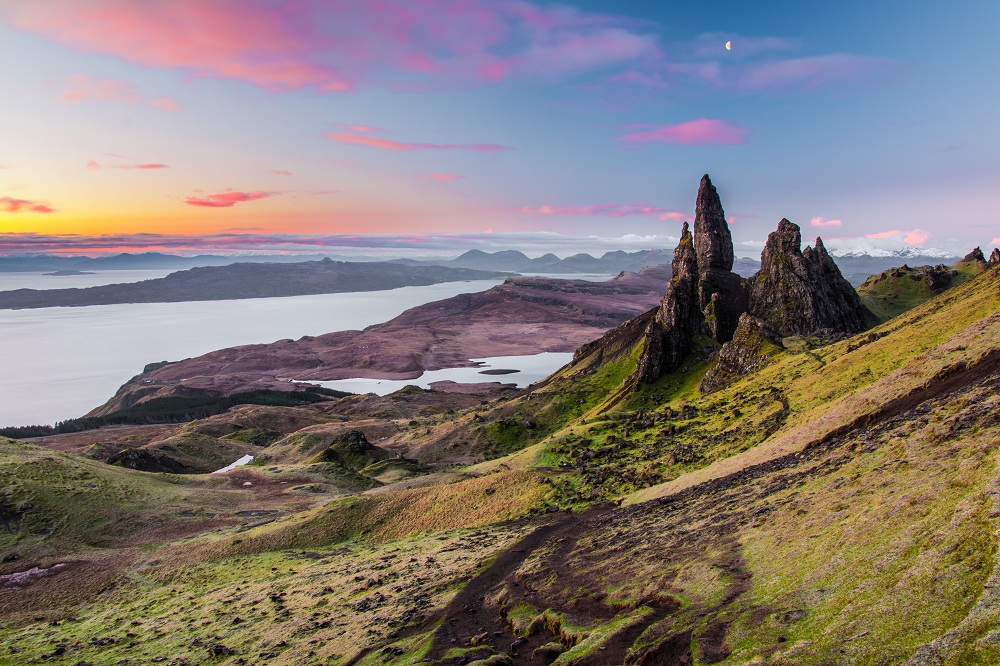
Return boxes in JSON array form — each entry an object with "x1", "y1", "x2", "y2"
[{"x1": 211, "y1": 454, "x2": 254, "y2": 474}]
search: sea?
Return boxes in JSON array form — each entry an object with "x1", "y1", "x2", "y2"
[{"x1": 0, "y1": 271, "x2": 612, "y2": 428}]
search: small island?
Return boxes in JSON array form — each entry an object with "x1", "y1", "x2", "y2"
[{"x1": 42, "y1": 270, "x2": 96, "y2": 276}]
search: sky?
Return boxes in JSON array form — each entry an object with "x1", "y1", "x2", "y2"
[{"x1": 0, "y1": 0, "x2": 997, "y2": 258}]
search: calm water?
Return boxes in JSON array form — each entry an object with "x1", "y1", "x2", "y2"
[
  {"x1": 0, "y1": 279, "x2": 506, "y2": 427},
  {"x1": 306, "y1": 352, "x2": 574, "y2": 395},
  {"x1": 0, "y1": 270, "x2": 178, "y2": 291}
]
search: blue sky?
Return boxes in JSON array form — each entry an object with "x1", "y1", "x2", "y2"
[{"x1": 0, "y1": 0, "x2": 997, "y2": 257}]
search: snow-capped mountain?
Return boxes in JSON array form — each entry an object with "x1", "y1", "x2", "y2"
[{"x1": 829, "y1": 246, "x2": 958, "y2": 260}]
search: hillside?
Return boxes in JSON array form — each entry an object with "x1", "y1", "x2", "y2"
[
  {"x1": 2, "y1": 177, "x2": 999, "y2": 664},
  {"x1": 0, "y1": 259, "x2": 510, "y2": 309}
]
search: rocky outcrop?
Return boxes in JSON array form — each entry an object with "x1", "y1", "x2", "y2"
[
  {"x1": 634, "y1": 178, "x2": 872, "y2": 387},
  {"x1": 699, "y1": 314, "x2": 779, "y2": 394},
  {"x1": 747, "y1": 220, "x2": 870, "y2": 338},
  {"x1": 634, "y1": 176, "x2": 747, "y2": 383},
  {"x1": 315, "y1": 430, "x2": 391, "y2": 470},
  {"x1": 989, "y1": 248, "x2": 1000, "y2": 266},
  {"x1": 964, "y1": 247, "x2": 987, "y2": 264}
]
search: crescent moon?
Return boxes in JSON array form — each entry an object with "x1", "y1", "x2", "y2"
[{"x1": 725, "y1": 40, "x2": 732, "y2": 51}]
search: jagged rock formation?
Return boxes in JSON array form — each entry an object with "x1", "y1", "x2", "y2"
[
  {"x1": 634, "y1": 176, "x2": 747, "y2": 382},
  {"x1": 634, "y1": 177, "x2": 870, "y2": 386},
  {"x1": 989, "y1": 248, "x2": 1000, "y2": 266},
  {"x1": 747, "y1": 220, "x2": 870, "y2": 338},
  {"x1": 964, "y1": 247, "x2": 987, "y2": 264}
]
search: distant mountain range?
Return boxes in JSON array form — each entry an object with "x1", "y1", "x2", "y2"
[
  {"x1": 393, "y1": 249, "x2": 765, "y2": 279},
  {"x1": 0, "y1": 259, "x2": 510, "y2": 310},
  {"x1": 0, "y1": 247, "x2": 968, "y2": 287},
  {"x1": 394, "y1": 248, "x2": 965, "y2": 286},
  {"x1": 0, "y1": 252, "x2": 341, "y2": 273}
]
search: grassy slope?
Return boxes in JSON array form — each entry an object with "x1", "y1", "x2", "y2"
[
  {"x1": 858, "y1": 258, "x2": 984, "y2": 321},
  {"x1": 0, "y1": 267, "x2": 998, "y2": 663}
]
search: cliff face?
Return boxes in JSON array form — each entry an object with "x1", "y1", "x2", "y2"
[
  {"x1": 747, "y1": 220, "x2": 870, "y2": 338},
  {"x1": 634, "y1": 177, "x2": 871, "y2": 386}
]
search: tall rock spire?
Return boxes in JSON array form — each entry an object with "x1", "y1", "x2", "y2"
[
  {"x1": 693, "y1": 174, "x2": 734, "y2": 272},
  {"x1": 634, "y1": 177, "x2": 746, "y2": 383}
]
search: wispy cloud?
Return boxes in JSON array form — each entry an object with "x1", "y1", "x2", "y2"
[
  {"x1": 86, "y1": 160, "x2": 169, "y2": 170},
  {"x1": 325, "y1": 133, "x2": 510, "y2": 152},
  {"x1": 335, "y1": 124, "x2": 379, "y2": 134},
  {"x1": 809, "y1": 216, "x2": 843, "y2": 228},
  {"x1": 422, "y1": 173, "x2": 464, "y2": 183},
  {"x1": 621, "y1": 119, "x2": 750, "y2": 146},
  {"x1": 148, "y1": 96, "x2": 181, "y2": 113},
  {"x1": 268, "y1": 169, "x2": 293, "y2": 176},
  {"x1": 184, "y1": 191, "x2": 275, "y2": 208},
  {"x1": 59, "y1": 74, "x2": 180, "y2": 111},
  {"x1": 60, "y1": 74, "x2": 143, "y2": 104},
  {"x1": 8, "y1": 1, "x2": 661, "y2": 93},
  {"x1": 521, "y1": 203, "x2": 688, "y2": 221},
  {"x1": 1, "y1": 197, "x2": 56, "y2": 214},
  {"x1": 732, "y1": 54, "x2": 892, "y2": 92},
  {"x1": 991, "y1": 237, "x2": 1000, "y2": 246}
]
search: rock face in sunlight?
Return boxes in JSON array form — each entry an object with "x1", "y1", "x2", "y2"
[{"x1": 635, "y1": 176, "x2": 871, "y2": 384}]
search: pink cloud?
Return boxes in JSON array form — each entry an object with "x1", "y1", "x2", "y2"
[
  {"x1": 184, "y1": 191, "x2": 274, "y2": 208},
  {"x1": 621, "y1": 119, "x2": 750, "y2": 146},
  {"x1": 809, "y1": 216, "x2": 843, "y2": 228},
  {"x1": 903, "y1": 230, "x2": 930, "y2": 245},
  {"x1": 422, "y1": 173, "x2": 465, "y2": 183},
  {"x1": 60, "y1": 74, "x2": 143, "y2": 104},
  {"x1": 1, "y1": 197, "x2": 56, "y2": 213},
  {"x1": 269, "y1": 169, "x2": 293, "y2": 176},
  {"x1": 864, "y1": 229, "x2": 930, "y2": 245},
  {"x1": 6, "y1": 1, "x2": 660, "y2": 93},
  {"x1": 59, "y1": 74, "x2": 181, "y2": 112},
  {"x1": 991, "y1": 237, "x2": 1000, "y2": 246},
  {"x1": 336, "y1": 124, "x2": 379, "y2": 134},
  {"x1": 521, "y1": 203, "x2": 688, "y2": 221},
  {"x1": 734, "y1": 54, "x2": 892, "y2": 92},
  {"x1": 88, "y1": 160, "x2": 168, "y2": 170},
  {"x1": 325, "y1": 133, "x2": 510, "y2": 152},
  {"x1": 148, "y1": 96, "x2": 180, "y2": 113}
]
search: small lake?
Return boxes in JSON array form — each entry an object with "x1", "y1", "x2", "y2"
[{"x1": 305, "y1": 352, "x2": 574, "y2": 396}]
